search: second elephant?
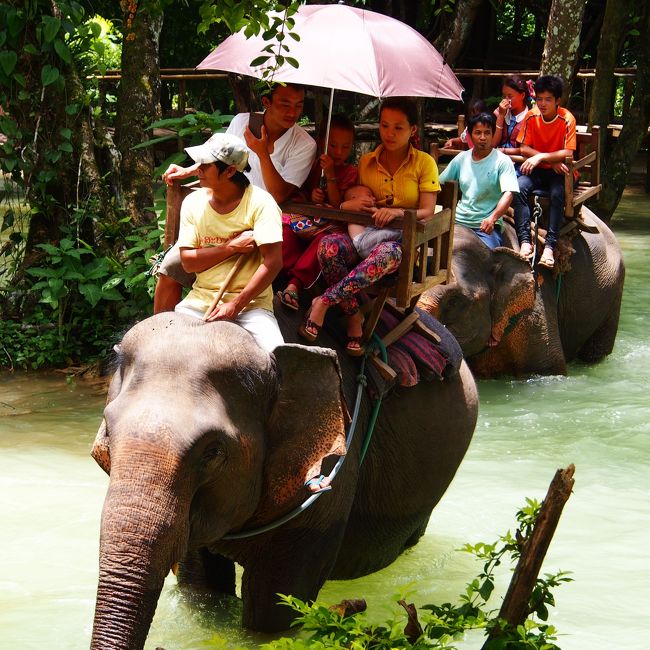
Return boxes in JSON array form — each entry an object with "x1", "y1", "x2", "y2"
[{"x1": 420, "y1": 209, "x2": 625, "y2": 377}]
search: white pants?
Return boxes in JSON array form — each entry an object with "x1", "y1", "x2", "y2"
[{"x1": 174, "y1": 304, "x2": 284, "y2": 352}]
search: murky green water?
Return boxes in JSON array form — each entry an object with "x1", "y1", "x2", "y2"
[{"x1": 2, "y1": 189, "x2": 649, "y2": 649}]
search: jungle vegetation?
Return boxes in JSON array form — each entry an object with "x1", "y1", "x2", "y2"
[{"x1": 0, "y1": 0, "x2": 648, "y2": 369}]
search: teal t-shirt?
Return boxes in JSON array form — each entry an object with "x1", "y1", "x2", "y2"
[{"x1": 439, "y1": 149, "x2": 519, "y2": 229}]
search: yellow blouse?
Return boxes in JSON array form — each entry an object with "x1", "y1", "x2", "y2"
[{"x1": 358, "y1": 144, "x2": 440, "y2": 209}]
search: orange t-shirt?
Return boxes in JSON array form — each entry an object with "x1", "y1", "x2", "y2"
[{"x1": 516, "y1": 106, "x2": 576, "y2": 169}]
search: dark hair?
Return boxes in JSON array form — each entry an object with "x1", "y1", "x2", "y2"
[
  {"x1": 465, "y1": 98, "x2": 488, "y2": 121},
  {"x1": 264, "y1": 83, "x2": 305, "y2": 101},
  {"x1": 215, "y1": 160, "x2": 251, "y2": 189},
  {"x1": 318, "y1": 113, "x2": 355, "y2": 140},
  {"x1": 379, "y1": 97, "x2": 418, "y2": 125},
  {"x1": 534, "y1": 75, "x2": 564, "y2": 99},
  {"x1": 468, "y1": 112, "x2": 496, "y2": 134},
  {"x1": 502, "y1": 74, "x2": 534, "y2": 108}
]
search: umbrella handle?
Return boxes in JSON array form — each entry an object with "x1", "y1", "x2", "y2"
[{"x1": 203, "y1": 253, "x2": 248, "y2": 320}]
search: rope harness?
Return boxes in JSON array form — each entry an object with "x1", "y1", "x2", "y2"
[{"x1": 223, "y1": 337, "x2": 386, "y2": 540}]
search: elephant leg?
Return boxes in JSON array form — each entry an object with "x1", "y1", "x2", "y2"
[
  {"x1": 577, "y1": 292, "x2": 622, "y2": 362},
  {"x1": 239, "y1": 527, "x2": 344, "y2": 631},
  {"x1": 177, "y1": 549, "x2": 236, "y2": 595}
]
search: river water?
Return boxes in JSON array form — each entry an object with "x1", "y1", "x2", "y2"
[{"x1": 1, "y1": 189, "x2": 649, "y2": 649}]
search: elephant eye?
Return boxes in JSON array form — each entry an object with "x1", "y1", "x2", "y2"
[{"x1": 203, "y1": 443, "x2": 225, "y2": 463}]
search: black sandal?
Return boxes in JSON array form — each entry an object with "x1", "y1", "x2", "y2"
[
  {"x1": 346, "y1": 336, "x2": 364, "y2": 357},
  {"x1": 298, "y1": 310, "x2": 322, "y2": 343}
]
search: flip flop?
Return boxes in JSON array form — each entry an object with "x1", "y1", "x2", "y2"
[
  {"x1": 277, "y1": 288, "x2": 299, "y2": 311},
  {"x1": 519, "y1": 242, "x2": 534, "y2": 260},
  {"x1": 305, "y1": 475, "x2": 332, "y2": 494},
  {"x1": 538, "y1": 249, "x2": 555, "y2": 269}
]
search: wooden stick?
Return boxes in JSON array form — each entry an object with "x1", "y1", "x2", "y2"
[
  {"x1": 483, "y1": 464, "x2": 575, "y2": 645},
  {"x1": 203, "y1": 254, "x2": 248, "y2": 320}
]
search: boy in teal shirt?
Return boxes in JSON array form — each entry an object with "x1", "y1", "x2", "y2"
[{"x1": 439, "y1": 112, "x2": 519, "y2": 249}]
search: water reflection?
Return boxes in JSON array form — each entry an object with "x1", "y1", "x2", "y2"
[{"x1": 1, "y1": 190, "x2": 649, "y2": 648}]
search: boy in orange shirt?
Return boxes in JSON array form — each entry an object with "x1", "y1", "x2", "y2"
[{"x1": 512, "y1": 75, "x2": 576, "y2": 269}]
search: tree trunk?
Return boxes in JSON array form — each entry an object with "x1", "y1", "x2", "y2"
[
  {"x1": 115, "y1": 6, "x2": 163, "y2": 226},
  {"x1": 588, "y1": 0, "x2": 628, "y2": 130},
  {"x1": 540, "y1": 0, "x2": 587, "y2": 103},
  {"x1": 433, "y1": 0, "x2": 487, "y2": 67},
  {"x1": 589, "y1": 2, "x2": 650, "y2": 220}
]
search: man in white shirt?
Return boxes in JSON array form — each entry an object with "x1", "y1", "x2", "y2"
[{"x1": 155, "y1": 84, "x2": 316, "y2": 312}]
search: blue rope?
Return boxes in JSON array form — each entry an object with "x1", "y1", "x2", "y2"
[{"x1": 359, "y1": 333, "x2": 387, "y2": 465}]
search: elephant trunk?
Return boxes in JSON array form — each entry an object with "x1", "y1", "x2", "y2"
[{"x1": 91, "y1": 443, "x2": 190, "y2": 650}]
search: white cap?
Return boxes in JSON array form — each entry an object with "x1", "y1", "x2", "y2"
[{"x1": 184, "y1": 133, "x2": 249, "y2": 172}]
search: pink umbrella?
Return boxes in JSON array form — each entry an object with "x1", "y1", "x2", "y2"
[{"x1": 197, "y1": 4, "x2": 464, "y2": 101}]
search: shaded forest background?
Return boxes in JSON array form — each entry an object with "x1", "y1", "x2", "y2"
[{"x1": 0, "y1": 0, "x2": 648, "y2": 369}]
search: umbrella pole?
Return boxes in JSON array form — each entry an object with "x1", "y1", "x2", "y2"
[{"x1": 320, "y1": 87, "x2": 335, "y2": 187}]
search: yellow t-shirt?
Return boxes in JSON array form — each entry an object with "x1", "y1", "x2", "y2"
[
  {"x1": 176, "y1": 184, "x2": 282, "y2": 313},
  {"x1": 358, "y1": 144, "x2": 440, "y2": 208}
]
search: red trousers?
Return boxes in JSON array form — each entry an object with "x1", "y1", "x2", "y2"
[{"x1": 281, "y1": 223, "x2": 333, "y2": 290}]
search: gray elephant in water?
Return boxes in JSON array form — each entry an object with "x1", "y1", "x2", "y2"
[
  {"x1": 90, "y1": 309, "x2": 478, "y2": 648},
  {"x1": 419, "y1": 208, "x2": 625, "y2": 377}
]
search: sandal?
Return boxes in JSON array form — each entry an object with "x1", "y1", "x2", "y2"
[
  {"x1": 519, "y1": 241, "x2": 534, "y2": 260},
  {"x1": 298, "y1": 309, "x2": 322, "y2": 343},
  {"x1": 305, "y1": 474, "x2": 332, "y2": 494},
  {"x1": 277, "y1": 288, "x2": 299, "y2": 311},
  {"x1": 538, "y1": 247, "x2": 555, "y2": 269},
  {"x1": 346, "y1": 336, "x2": 364, "y2": 357}
]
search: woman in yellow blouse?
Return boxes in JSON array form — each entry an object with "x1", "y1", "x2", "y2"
[{"x1": 298, "y1": 97, "x2": 440, "y2": 355}]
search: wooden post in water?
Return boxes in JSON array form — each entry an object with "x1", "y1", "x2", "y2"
[{"x1": 483, "y1": 464, "x2": 575, "y2": 645}]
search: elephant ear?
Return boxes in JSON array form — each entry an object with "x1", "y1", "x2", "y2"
[
  {"x1": 90, "y1": 364, "x2": 123, "y2": 475},
  {"x1": 258, "y1": 344, "x2": 349, "y2": 515}
]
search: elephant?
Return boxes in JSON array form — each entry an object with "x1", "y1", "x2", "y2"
[
  {"x1": 89, "y1": 308, "x2": 478, "y2": 648},
  {"x1": 418, "y1": 207, "x2": 625, "y2": 377}
]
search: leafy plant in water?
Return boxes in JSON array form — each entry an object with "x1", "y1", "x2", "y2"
[{"x1": 262, "y1": 499, "x2": 572, "y2": 650}]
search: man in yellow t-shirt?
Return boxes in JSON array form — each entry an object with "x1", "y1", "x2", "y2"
[{"x1": 174, "y1": 133, "x2": 284, "y2": 352}]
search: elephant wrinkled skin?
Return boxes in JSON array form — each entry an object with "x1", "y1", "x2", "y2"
[
  {"x1": 419, "y1": 210, "x2": 625, "y2": 377},
  {"x1": 90, "y1": 310, "x2": 478, "y2": 648}
]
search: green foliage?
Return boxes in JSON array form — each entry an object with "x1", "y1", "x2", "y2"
[
  {"x1": 197, "y1": 0, "x2": 302, "y2": 87},
  {"x1": 0, "y1": 217, "x2": 162, "y2": 370},
  {"x1": 134, "y1": 109, "x2": 234, "y2": 152},
  {"x1": 263, "y1": 499, "x2": 572, "y2": 650}
]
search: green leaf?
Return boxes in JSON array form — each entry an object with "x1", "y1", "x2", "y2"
[
  {"x1": 60, "y1": 128, "x2": 72, "y2": 140},
  {"x1": 42, "y1": 16, "x2": 61, "y2": 43},
  {"x1": 58, "y1": 141, "x2": 73, "y2": 153},
  {"x1": 89, "y1": 21, "x2": 101, "y2": 38},
  {"x1": 65, "y1": 103, "x2": 80, "y2": 115},
  {"x1": 0, "y1": 51, "x2": 17, "y2": 76},
  {"x1": 24, "y1": 44, "x2": 39, "y2": 55},
  {"x1": 79, "y1": 283, "x2": 102, "y2": 307},
  {"x1": 54, "y1": 39, "x2": 72, "y2": 64},
  {"x1": 286, "y1": 57, "x2": 299, "y2": 69},
  {"x1": 250, "y1": 55, "x2": 271, "y2": 67},
  {"x1": 41, "y1": 64, "x2": 60, "y2": 87},
  {"x1": 102, "y1": 277, "x2": 123, "y2": 291}
]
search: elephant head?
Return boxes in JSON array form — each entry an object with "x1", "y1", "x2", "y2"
[
  {"x1": 90, "y1": 313, "x2": 348, "y2": 649},
  {"x1": 420, "y1": 226, "x2": 565, "y2": 377}
]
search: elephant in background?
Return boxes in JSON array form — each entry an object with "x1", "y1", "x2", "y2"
[
  {"x1": 419, "y1": 208, "x2": 625, "y2": 377},
  {"x1": 90, "y1": 310, "x2": 478, "y2": 648}
]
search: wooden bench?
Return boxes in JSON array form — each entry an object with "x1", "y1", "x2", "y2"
[
  {"x1": 163, "y1": 180, "x2": 457, "y2": 352},
  {"x1": 282, "y1": 181, "x2": 457, "y2": 342},
  {"x1": 429, "y1": 114, "x2": 467, "y2": 163},
  {"x1": 429, "y1": 119, "x2": 602, "y2": 225}
]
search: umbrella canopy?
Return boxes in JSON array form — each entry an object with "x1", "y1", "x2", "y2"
[{"x1": 197, "y1": 3, "x2": 464, "y2": 101}]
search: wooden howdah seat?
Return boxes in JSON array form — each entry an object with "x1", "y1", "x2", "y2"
[
  {"x1": 430, "y1": 117, "x2": 603, "y2": 231},
  {"x1": 163, "y1": 180, "x2": 457, "y2": 356}
]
